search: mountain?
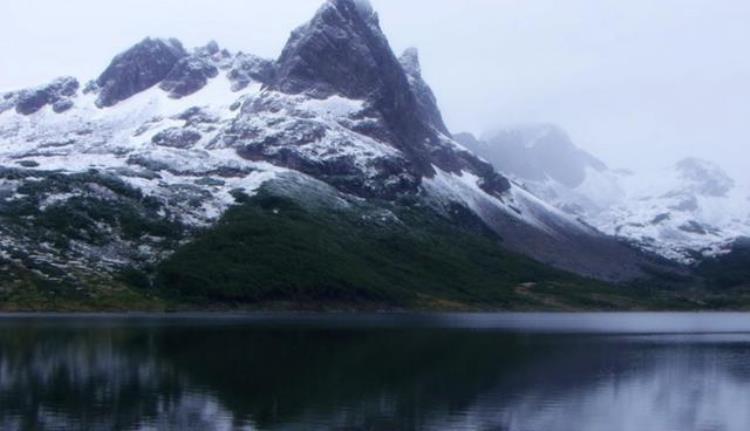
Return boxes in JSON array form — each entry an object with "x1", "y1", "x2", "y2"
[
  {"x1": 457, "y1": 125, "x2": 624, "y2": 217},
  {"x1": 597, "y1": 158, "x2": 750, "y2": 263},
  {"x1": 0, "y1": 0, "x2": 678, "y2": 309},
  {"x1": 461, "y1": 126, "x2": 750, "y2": 265}
]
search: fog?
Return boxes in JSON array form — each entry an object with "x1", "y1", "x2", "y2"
[{"x1": 2, "y1": 0, "x2": 749, "y2": 184}]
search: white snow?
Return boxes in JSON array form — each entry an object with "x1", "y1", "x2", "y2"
[
  {"x1": 423, "y1": 166, "x2": 589, "y2": 236},
  {"x1": 0, "y1": 73, "x2": 281, "y2": 230},
  {"x1": 536, "y1": 158, "x2": 750, "y2": 263},
  {"x1": 299, "y1": 94, "x2": 364, "y2": 118}
]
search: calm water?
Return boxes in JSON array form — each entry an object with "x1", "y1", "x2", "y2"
[{"x1": 2, "y1": 313, "x2": 750, "y2": 430}]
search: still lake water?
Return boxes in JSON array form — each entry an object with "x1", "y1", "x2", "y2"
[{"x1": 2, "y1": 313, "x2": 750, "y2": 431}]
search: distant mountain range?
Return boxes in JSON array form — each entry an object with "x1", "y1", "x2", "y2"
[
  {"x1": 0, "y1": 0, "x2": 746, "y2": 310},
  {"x1": 459, "y1": 126, "x2": 750, "y2": 264}
]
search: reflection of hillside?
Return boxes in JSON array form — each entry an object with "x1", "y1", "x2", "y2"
[
  {"x1": 152, "y1": 327, "x2": 539, "y2": 429},
  {"x1": 152, "y1": 329, "x2": 750, "y2": 430},
  {"x1": 0, "y1": 325, "x2": 242, "y2": 430},
  {"x1": 443, "y1": 337, "x2": 750, "y2": 431},
  {"x1": 1, "y1": 321, "x2": 750, "y2": 430}
]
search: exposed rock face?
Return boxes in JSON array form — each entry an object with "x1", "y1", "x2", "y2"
[
  {"x1": 177, "y1": 106, "x2": 220, "y2": 126},
  {"x1": 271, "y1": 0, "x2": 441, "y2": 175},
  {"x1": 227, "y1": 53, "x2": 276, "y2": 91},
  {"x1": 256, "y1": 0, "x2": 509, "y2": 197},
  {"x1": 399, "y1": 48, "x2": 449, "y2": 135},
  {"x1": 0, "y1": 92, "x2": 17, "y2": 114},
  {"x1": 96, "y1": 38, "x2": 187, "y2": 107},
  {"x1": 12, "y1": 77, "x2": 79, "y2": 115},
  {"x1": 274, "y1": 0, "x2": 396, "y2": 100},
  {"x1": 152, "y1": 127, "x2": 203, "y2": 149},
  {"x1": 160, "y1": 56, "x2": 219, "y2": 98},
  {"x1": 16, "y1": 91, "x2": 50, "y2": 115},
  {"x1": 222, "y1": 90, "x2": 421, "y2": 198},
  {"x1": 52, "y1": 99, "x2": 75, "y2": 113}
]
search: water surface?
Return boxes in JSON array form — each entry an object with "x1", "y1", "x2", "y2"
[{"x1": 1, "y1": 312, "x2": 750, "y2": 430}]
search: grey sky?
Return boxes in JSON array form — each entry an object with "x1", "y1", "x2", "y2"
[{"x1": 2, "y1": 0, "x2": 749, "y2": 184}]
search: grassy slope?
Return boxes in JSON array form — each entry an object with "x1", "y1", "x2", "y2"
[{"x1": 154, "y1": 188, "x2": 677, "y2": 310}]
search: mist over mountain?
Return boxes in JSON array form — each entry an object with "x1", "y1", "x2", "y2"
[{"x1": 462, "y1": 125, "x2": 750, "y2": 264}]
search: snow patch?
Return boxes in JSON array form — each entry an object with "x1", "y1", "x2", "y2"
[{"x1": 423, "y1": 167, "x2": 589, "y2": 236}]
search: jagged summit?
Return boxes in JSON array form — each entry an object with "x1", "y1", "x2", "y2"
[
  {"x1": 398, "y1": 48, "x2": 450, "y2": 136},
  {"x1": 95, "y1": 37, "x2": 188, "y2": 107},
  {"x1": 88, "y1": 37, "x2": 277, "y2": 106},
  {"x1": 271, "y1": 0, "x2": 501, "y2": 188},
  {"x1": 347, "y1": 0, "x2": 377, "y2": 21},
  {"x1": 273, "y1": 0, "x2": 394, "y2": 99}
]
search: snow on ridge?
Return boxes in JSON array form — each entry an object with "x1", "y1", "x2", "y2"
[
  {"x1": 423, "y1": 167, "x2": 590, "y2": 236},
  {"x1": 0, "y1": 69, "x2": 397, "y2": 232},
  {"x1": 579, "y1": 160, "x2": 750, "y2": 264},
  {"x1": 0, "y1": 73, "x2": 283, "y2": 228},
  {"x1": 298, "y1": 94, "x2": 365, "y2": 118}
]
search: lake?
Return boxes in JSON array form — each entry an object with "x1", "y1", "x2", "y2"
[{"x1": 1, "y1": 312, "x2": 750, "y2": 430}]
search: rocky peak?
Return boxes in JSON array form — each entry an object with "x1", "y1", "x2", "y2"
[
  {"x1": 272, "y1": 0, "x2": 473, "y2": 179},
  {"x1": 6, "y1": 76, "x2": 79, "y2": 115},
  {"x1": 159, "y1": 56, "x2": 219, "y2": 99},
  {"x1": 197, "y1": 40, "x2": 221, "y2": 57},
  {"x1": 398, "y1": 47, "x2": 449, "y2": 136},
  {"x1": 95, "y1": 37, "x2": 188, "y2": 107},
  {"x1": 273, "y1": 0, "x2": 403, "y2": 100},
  {"x1": 227, "y1": 53, "x2": 276, "y2": 91}
]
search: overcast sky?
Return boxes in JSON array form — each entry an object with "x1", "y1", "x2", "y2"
[{"x1": 2, "y1": 0, "x2": 749, "y2": 184}]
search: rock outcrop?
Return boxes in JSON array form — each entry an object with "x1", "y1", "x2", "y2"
[
  {"x1": 160, "y1": 56, "x2": 219, "y2": 98},
  {"x1": 252, "y1": 0, "x2": 510, "y2": 196},
  {"x1": 227, "y1": 53, "x2": 276, "y2": 91},
  {"x1": 96, "y1": 38, "x2": 188, "y2": 107},
  {"x1": 9, "y1": 77, "x2": 80, "y2": 115}
]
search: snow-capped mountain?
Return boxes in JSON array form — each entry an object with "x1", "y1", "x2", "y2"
[
  {"x1": 598, "y1": 158, "x2": 750, "y2": 263},
  {"x1": 457, "y1": 125, "x2": 624, "y2": 217},
  {"x1": 0, "y1": 0, "x2": 662, "y2": 295},
  {"x1": 460, "y1": 126, "x2": 750, "y2": 264}
]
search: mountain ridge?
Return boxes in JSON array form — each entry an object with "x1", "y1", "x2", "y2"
[
  {"x1": 460, "y1": 125, "x2": 750, "y2": 265},
  {"x1": 0, "y1": 0, "x2": 717, "y2": 310}
]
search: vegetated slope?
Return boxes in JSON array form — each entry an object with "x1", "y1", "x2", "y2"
[
  {"x1": 697, "y1": 238, "x2": 750, "y2": 290},
  {"x1": 155, "y1": 175, "x2": 642, "y2": 310}
]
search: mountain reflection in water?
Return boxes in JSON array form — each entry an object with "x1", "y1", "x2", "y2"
[{"x1": 0, "y1": 313, "x2": 749, "y2": 431}]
